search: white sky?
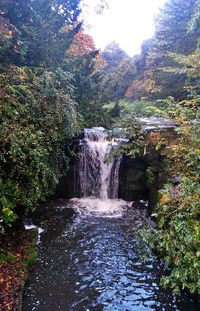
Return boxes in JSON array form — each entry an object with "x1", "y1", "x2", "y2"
[{"x1": 82, "y1": 0, "x2": 167, "y2": 56}]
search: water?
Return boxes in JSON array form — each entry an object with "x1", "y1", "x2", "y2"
[
  {"x1": 23, "y1": 200, "x2": 197, "y2": 311},
  {"x1": 76, "y1": 127, "x2": 120, "y2": 199},
  {"x1": 23, "y1": 128, "x2": 197, "y2": 310}
]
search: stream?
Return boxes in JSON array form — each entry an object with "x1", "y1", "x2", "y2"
[{"x1": 23, "y1": 198, "x2": 197, "y2": 311}]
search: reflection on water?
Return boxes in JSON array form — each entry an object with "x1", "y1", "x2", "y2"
[{"x1": 23, "y1": 199, "x2": 197, "y2": 311}]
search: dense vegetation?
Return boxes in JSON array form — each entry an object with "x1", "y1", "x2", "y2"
[
  {"x1": 118, "y1": 0, "x2": 199, "y2": 297},
  {"x1": 0, "y1": 0, "x2": 106, "y2": 231},
  {"x1": 0, "y1": 0, "x2": 199, "y2": 300},
  {"x1": 0, "y1": 0, "x2": 78, "y2": 231},
  {"x1": 148, "y1": 103, "x2": 200, "y2": 296}
]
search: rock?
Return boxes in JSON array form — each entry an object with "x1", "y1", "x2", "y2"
[
  {"x1": 132, "y1": 201, "x2": 147, "y2": 209},
  {"x1": 118, "y1": 156, "x2": 149, "y2": 201}
]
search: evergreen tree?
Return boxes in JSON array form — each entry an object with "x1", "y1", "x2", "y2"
[
  {"x1": 0, "y1": 0, "x2": 81, "y2": 66},
  {"x1": 154, "y1": 0, "x2": 198, "y2": 54}
]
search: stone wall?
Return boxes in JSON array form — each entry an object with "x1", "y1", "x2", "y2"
[{"x1": 118, "y1": 156, "x2": 149, "y2": 201}]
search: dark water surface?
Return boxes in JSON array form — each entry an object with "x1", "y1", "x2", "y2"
[{"x1": 23, "y1": 199, "x2": 197, "y2": 311}]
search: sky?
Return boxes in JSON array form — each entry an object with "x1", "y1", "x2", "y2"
[{"x1": 82, "y1": 0, "x2": 167, "y2": 56}]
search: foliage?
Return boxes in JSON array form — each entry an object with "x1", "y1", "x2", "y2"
[
  {"x1": 65, "y1": 30, "x2": 108, "y2": 127},
  {"x1": 117, "y1": 0, "x2": 200, "y2": 297},
  {"x1": 0, "y1": 249, "x2": 16, "y2": 264},
  {"x1": 0, "y1": 65, "x2": 79, "y2": 231},
  {"x1": 108, "y1": 117, "x2": 146, "y2": 159},
  {"x1": 145, "y1": 107, "x2": 200, "y2": 295},
  {"x1": 100, "y1": 43, "x2": 135, "y2": 102},
  {"x1": 162, "y1": 51, "x2": 200, "y2": 103},
  {"x1": 0, "y1": 0, "x2": 82, "y2": 66},
  {"x1": 103, "y1": 100, "x2": 165, "y2": 118},
  {"x1": 0, "y1": 229, "x2": 38, "y2": 310},
  {"x1": 154, "y1": 0, "x2": 198, "y2": 54},
  {"x1": 25, "y1": 247, "x2": 38, "y2": 266},
  {"x1": 68, "y1": 30, "x2": 97, "y2": 57},
  {"x1": 102, "y1": 42, "x2": 128, "y2": 72},
  {"x1": 125, "y1": 78, "x2": 158, "y2": 100},
  {"x1": 0, "y1": 0, "x2": 82, "y2": 231},
  {"x1": 140, "y1": 41, "x2": 200, "y2": 296},
  {"x1": 123, "y1": 0, "x2": 200, "y2": 102}
]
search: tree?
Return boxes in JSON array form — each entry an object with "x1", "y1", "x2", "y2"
[
  {"x1": 68, "y1": 30, "x2": 96, "y2": 57},
  {"x1": 102, "y1": 41, "x2": 128, "y2": 73},
  {"x1": 65, "y1": 30, "x2": 107, "y2": 126},
  {"x1": 0, "y1": 0, "x2": 82, "y2": 66},
  {"x1": 0, "y1": 0, "x2": 82, "y2": 231},
  {"x1": 125, "y1": 0, "x2": 200, "y2": 101},
  {"x1": 99, "y1": 43, "x2": 136, "y2": 102},
  {"x1": 154, "y1": 0, "x2": 198, "y2": 54}
]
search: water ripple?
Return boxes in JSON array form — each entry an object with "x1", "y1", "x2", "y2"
[{"x1": 23, "y1": 200, "x2": 197, "y2": 311}]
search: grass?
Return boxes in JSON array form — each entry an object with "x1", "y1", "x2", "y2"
[{"x1": 103, "y1": 100, "x2": 165, "y2": 117}]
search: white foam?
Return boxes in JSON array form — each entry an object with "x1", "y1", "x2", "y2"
[
  {"x1": 70, "y1": 197, "x2": 131, "y2": 218},
  {"x1": 25, "y1": 224, "x2": 44, "y2": 244}
]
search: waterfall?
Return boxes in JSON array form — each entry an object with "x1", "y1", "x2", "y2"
[{"x1": 77, "y1": 127, "x2": 120, "y2": 200}]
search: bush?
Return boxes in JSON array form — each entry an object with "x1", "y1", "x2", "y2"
[
  {"x1": 145, "y1": 105, "x2": 200, "y2": 296},
  {"x1": 0, "y1": 65, "x2": 78, "y2": 231}
]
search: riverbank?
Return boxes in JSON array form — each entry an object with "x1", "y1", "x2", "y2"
[{"x1": 0, "y1": 228, "x2": 37, "y2": 311}]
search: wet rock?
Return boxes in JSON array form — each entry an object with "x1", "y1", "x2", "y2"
[
  {"x1": 132, "y1": 200, "x2": 148, "y2": 209},
  {"x1": 118, "y1": 157, "x2": 148, "y2": 201}
]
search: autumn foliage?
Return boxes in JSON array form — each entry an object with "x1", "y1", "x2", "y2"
[
  {"x1": 68, "y1": 31, "x2": 96, "y2": 56},
  {"x1": 0, "y1": 230, "x2": 37, "y2": 311}
]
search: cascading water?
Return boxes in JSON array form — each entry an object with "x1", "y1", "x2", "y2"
[
  {"x1": 72, "y1": 127, "x2": 126, "y2": 217},
  {"x1": 78, "y1": 127, "x2": 120, "y2": 200}
]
